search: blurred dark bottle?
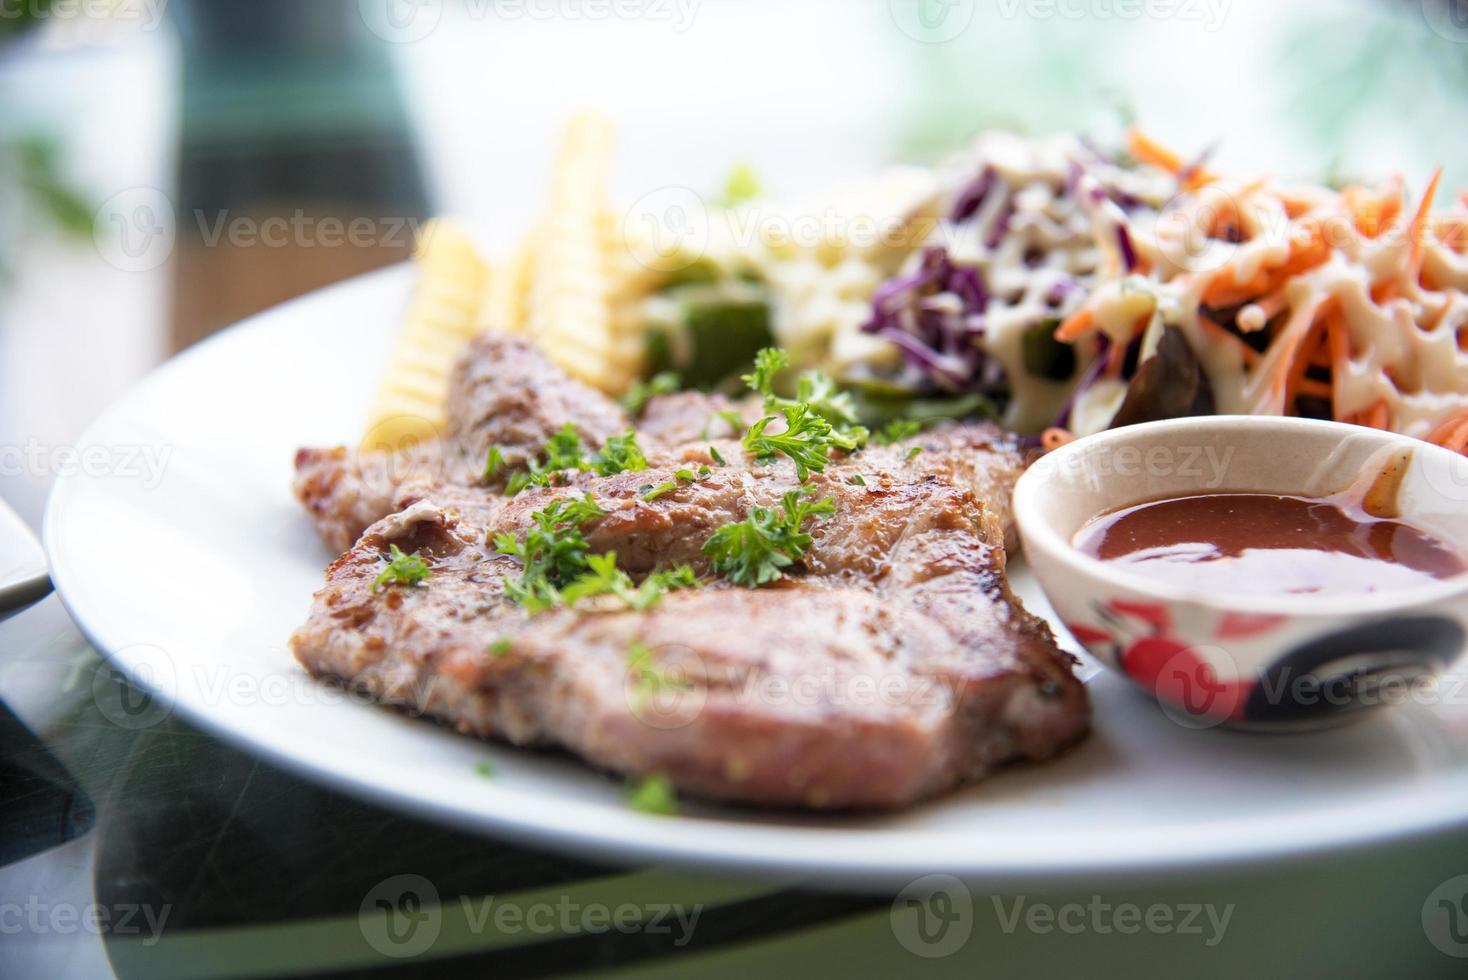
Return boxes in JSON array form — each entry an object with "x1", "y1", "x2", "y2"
[{"x1": 169, "y1": 0, "x2": 430, "y2": 350}]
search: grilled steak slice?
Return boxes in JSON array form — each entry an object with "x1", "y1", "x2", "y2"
[
  {"x1": 633, "y1": 391, "x2": 759, "y2": 446},
  {"x1": 292, "y1": 447, "x2": 1089, "y2": 809},
  {"x1": 294, "y1": 333, "x2": 630, "y2": 552}
]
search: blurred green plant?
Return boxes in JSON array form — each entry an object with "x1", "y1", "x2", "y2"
[
  {"x1": 1279, "y1": 3, "x2": 1468, "y2": 191},
  {"x1": 0, "y1": 137, "x2": 95, "y2": 282},
  {"x1": 0, "y1": 0, "x2": 52, "y2": 39},
  {"x1": 5, "y1": 137, "x2": 93, "y2": 236}
]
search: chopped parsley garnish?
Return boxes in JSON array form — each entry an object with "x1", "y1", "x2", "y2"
[
  {"x1": 484, "y1": 446, "x2": 507, "y2": 480},
  {"x1": 905, "y1": 446, "x2": 924, "y2": 461},
  {"x1": 722, "y1": 163, "x2": 762, "y2": 207},
  {"x1": 621, "y1": 371, "x2": 681, "y2": 415},
  {"x1": 744, "y1": 346, "x2": 866, "y2": 434},
  {"x1": 739, "y1": 347, "x2": 868, "y2": 477},
  {"x1": 702, "y1": 485, "x2": 835, "y2": 587},
  {"x1": 788, "y1": 368, "x2": 865, "y2": 433},
  {"x1": 590, "y1": 430, "x2": 649, "y2": 477},
  {"x1": 874, "y1": 419, "x2": 923, "y2": 446},
  {"x1": 742, "y1": 403, "x2": 864, "y2": 481},
  {"x1": 372, "y1": 545, "x2": 432, "y2": 593},
  {"x1": 847, "y1": 474, "x2": 867, "y2": 486},
  {"x1": 627, "y1": 640, "x2": 693, "y2": 705},
  {"x1": 488, "y1": 637, "x2": 512, "y2": 657},
  {"x1": 473, "y1": 759, "x2": 494, "y2": 779},
  {"x1": 560, "y1": 553, "x2": 699, "y2": 611},
  {"x1": 743, "y1": 347, "x2": 789, "y2": 402},
  {"x1": 641, "y1": 481, "x2": 678, "y2": 501},
  {"x1": 708, "y1": 446, "x2": 726, "y2": 466},
  {"x1": 625, "y1": 773, "x2": 678, "y2": 816},
  {"x1": 493, "y1": 494, "x2": 606, "y2": 611},
  {"x1": 698, "y1": 464, "x2": 711, "y2": 477},
  {"x1": 674, "y1": 468, "x2": 695, "y2": 482},
  {"x1": 500, "y1": 425, "x2": 650, "y2": 493},
  {"x1": 503, "y1": 423, "x2": 590, "y2": 495}
]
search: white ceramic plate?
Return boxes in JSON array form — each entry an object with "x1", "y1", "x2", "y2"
[
  {"x1": 44, "y1": 266, "x2": 1468, "y2": 888},
  {"x1": 0, "y1": 496, "x2": 49, "y2": 616}
]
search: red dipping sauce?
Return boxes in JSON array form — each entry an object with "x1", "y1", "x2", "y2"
[{"x1": 1074, "y1": 493, "x2": 1468, "y2": 596}]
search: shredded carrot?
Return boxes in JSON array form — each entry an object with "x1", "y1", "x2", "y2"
[
  {"x1": 1250, "y1": 289, "x2": 1288, "y2": 324},
  {"x1": 1202, "y1": 233, "x2": 1330, "y2": 308},
  {"x1": 1428, "y1": 412, "x2": 1468, "y2": 455},
  {"x1": 1278, "y1": 193, "x2": 1317, "y2": 219},
  {"x1": 1355, "y1": 399, "x2": 1391, "y2": 430},
  {"x1": 1283, "y1": 306, "x2": 1334, "y2": 414},
  {"x1": 1198, "y1": 315, "x2": 1260, "y2": 366},
  {"x1": 1262, "y1": 296, "x2": 1334, "y2": 415},
  {"x1": 1127, "y1": 128, "x2": 1183, "y2": 172},
  {"x1": 1105, "y1": 335, "x2": 1129, "y2": 376},
  {"x1": 1371, "y1": 278, "x2": 1401, "y2": 305},
  {"x1": 1342, "y1": 180, "x2": 1403, "y2": 238},
  {"x1": 1126, "y1": 128, "x2": 1214, "y2": 189},
  {"x1": 1055, "y1": 307, "x2": 1095, "y2": 342},
  {"x1": 1409, "y1": 167, "x2": 1443, "y2": 279},
  {"x1": 1326, "y1": 309, "x2": 1351, "y2": 420},
  {"x1": 1042, "y1": 427, "x2": 1075, "y2": 451},
  {"x1": 1433, "y1": 216, "x2": 1467, "y2": 255}
]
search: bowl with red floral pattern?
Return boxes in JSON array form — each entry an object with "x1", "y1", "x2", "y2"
[{"x1": 1014, "y1": 415, "x2": 1468, "y2": 730}]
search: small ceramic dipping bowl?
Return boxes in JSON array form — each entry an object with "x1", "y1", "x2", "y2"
[{"x1": 1013, "y1": 416, "x2": 1468, "y2": 731}]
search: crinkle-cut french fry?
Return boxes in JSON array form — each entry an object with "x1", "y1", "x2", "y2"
[
  {"x1": 479, "y1": 237, "x2": 531, "y2": 334},
  {"x1": 362, "y1": 219, "x2": 489, "y2": 451},
  {"x1": 523, "y1": 113, "x2": 643, "y2": 393}
]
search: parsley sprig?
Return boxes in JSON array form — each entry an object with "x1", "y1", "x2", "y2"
[
  {"x1": 625, "y1": 773, "x2": 678, "y2": 815},
  {"x1": 739, "y1": 348, "x2": 868, "y2": 478},
  {"x1": 560, "y1": 554, "x2": 700, "y2": 611},
  {"x1": 874, "y1": 419, "x2": 923, "y2": 446},
  {"x1": 626, "y1": 640, "x2": 693, "y2": 706},
  {"x1": 621, "y1": 371, "x2": 681, "y2": 416},
  {"x1": 372, "y1": 544, "x2": 433, "y2": 593},
  {"x1": 744, "y1": 347, "x2": 866, "y2": 432},
  {"x1": 590, "y1": 431, "x2": 649, "y2": 477},
  {"x1": 743, "y1": 404, "x2": 864, "y2": 481},
  {"x1": 493, "y1": 495, "x2": 607, "y2": 611},
  {"x1": 494, "y1": 496, "x2": 698, "y2": 613},
  {"x1": 702, "y1": 485, "x2": 835, "y2": 587},
  {"x1": 493, "y1": 425, "x2": 649, "y2": 495},
  {"x1": 501, "y1": 423, "x2": 589, "y2": 495}
]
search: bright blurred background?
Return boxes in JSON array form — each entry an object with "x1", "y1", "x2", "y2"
[{"x1": 2, "y1": 0, "x2": 1467, "y2": 525}]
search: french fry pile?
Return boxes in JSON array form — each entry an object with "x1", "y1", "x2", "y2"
[{"x1": 363, "y1": 113, "x2": 649, "y2": 449}]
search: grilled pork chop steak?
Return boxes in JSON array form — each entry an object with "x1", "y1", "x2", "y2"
[
  {"x1": 294, "y1": 334, "x2": 1025, "y2": 553},
  {"x1": 290, "y1": 333, "x2": 1088, "y2": 809}
]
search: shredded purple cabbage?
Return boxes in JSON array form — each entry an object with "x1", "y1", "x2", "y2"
[
  {"x1": 948, "y1": 166, "x2": 995, "y2": 222},
  {"x1": 1116, "y1": 223, "x2": 1139, "y2": 273},
  {"x1": 863, "y1": 144, "x2": 1154, "y2": 403},
  {"x1": 861, "y1": 247, "x2": 1005, "y2": 395}
]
